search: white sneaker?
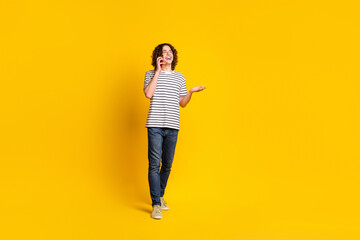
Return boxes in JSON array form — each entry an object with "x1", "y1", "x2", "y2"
[
  {"x1": 160, "y1": 197, "x2": 169, "y2": 210},
  {"x1": 151, "y1": 205, "x2": 162, "y2": 219}
]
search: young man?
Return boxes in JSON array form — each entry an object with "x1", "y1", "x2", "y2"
[{"x1": 143, "y1": 43, "x2": 206, "y2": 219}]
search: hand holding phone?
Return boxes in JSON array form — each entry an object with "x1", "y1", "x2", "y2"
[{"x1": 157, "y1": 56, "x2": 164, "y2": 70}]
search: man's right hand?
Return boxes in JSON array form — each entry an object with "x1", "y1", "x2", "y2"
[{"x1": 156, "y1": 57, "x2": 163, "y2": 72}]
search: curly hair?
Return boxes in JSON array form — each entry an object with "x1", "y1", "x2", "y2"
[{"x1": 151, "y1": 43, "x2": 178, "y2": 71}]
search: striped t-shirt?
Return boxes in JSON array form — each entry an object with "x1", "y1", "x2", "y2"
[{"x1": 144, "y1": 70, "x2": 187, "y2": 130}]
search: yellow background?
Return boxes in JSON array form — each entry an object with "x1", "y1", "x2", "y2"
[{"x1": 1, "y1": 0, "x2": 359, "y2": 239}]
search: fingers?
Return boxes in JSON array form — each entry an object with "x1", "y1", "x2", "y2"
[
  {"x1": 157, "y1": 57, "x2": 164, "y2": 68},
  {"x1": 157, "y1": 57, "x2": 164, "y2": 65},
  {"x1": 193, "y1": 86, "x2": 206, "y2": 92},
  {"x1": 199, "y1": 86, "x2": 206, "y2": 91}
]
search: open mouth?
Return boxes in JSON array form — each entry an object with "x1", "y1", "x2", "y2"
[{"x1": 165, "y1": 57, "x2": 172, "y2": 61}]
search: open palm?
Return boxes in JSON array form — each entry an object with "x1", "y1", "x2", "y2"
[{"x1": 190, "y1": 85, "x2": 206, "y2": 93}]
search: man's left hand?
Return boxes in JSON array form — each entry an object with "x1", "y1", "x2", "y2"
[{"x1": 190, "y1": 85, "x2": 206, "y2": 93}]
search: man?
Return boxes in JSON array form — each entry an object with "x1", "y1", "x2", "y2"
[{"x1": 143, "y1": 43, "x2": 206, "y2": 219}]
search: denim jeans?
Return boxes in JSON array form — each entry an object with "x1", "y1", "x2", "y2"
[{"x1": 147, "y1": 127, "x2": 179, "y2": 206}]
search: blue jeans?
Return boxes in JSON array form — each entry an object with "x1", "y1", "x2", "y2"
[{"x1": 147, "y1": 127, "x2": 179, "y2": 206}]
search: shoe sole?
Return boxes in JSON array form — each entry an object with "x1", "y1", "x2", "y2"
[{"x1": 161, "y1": 207, "x2": 169, "y2": 211}]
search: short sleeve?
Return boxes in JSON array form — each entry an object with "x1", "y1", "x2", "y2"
[
  {"x1": 180, "y1": 75, "x2": 187, "y2": 97},
  {"x1": 144, "y1": 71, "x2": 151, "y2": 89}
]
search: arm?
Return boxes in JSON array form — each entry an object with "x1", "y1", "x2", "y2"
[
  {"x1": 179, "y1": 92, "x2": 192, "y2": 108},
  {"x1": 143, "y1": 70, "x2": 161, "y2": 99},
  {"x1": 179, "y1": 85, "x2": 206, "y2": 108}
]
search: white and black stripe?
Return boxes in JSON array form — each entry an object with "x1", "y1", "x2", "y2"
[{"x1": 144, "y1": 70, "x2": 187, "y2": 130}]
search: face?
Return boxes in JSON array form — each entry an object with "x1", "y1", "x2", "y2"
[{"x1": 161, "y1": 45, "x2": 173, "y2": 64}]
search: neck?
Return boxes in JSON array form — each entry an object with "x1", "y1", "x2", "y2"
[{"x1": 161, "y1": 64, "x2": 172, "y2": 72}]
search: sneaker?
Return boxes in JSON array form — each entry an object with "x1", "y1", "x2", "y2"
[
  {"x1": 160, "y1": 197, "x2": 169, "y2": 210},
  {"x1": 151, "y1": 205, "x2": 162, "y2": 219}
]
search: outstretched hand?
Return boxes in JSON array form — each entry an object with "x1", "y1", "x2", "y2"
[{"x1": 190, "y1": 85, "x2": 206, "y2": 93}]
